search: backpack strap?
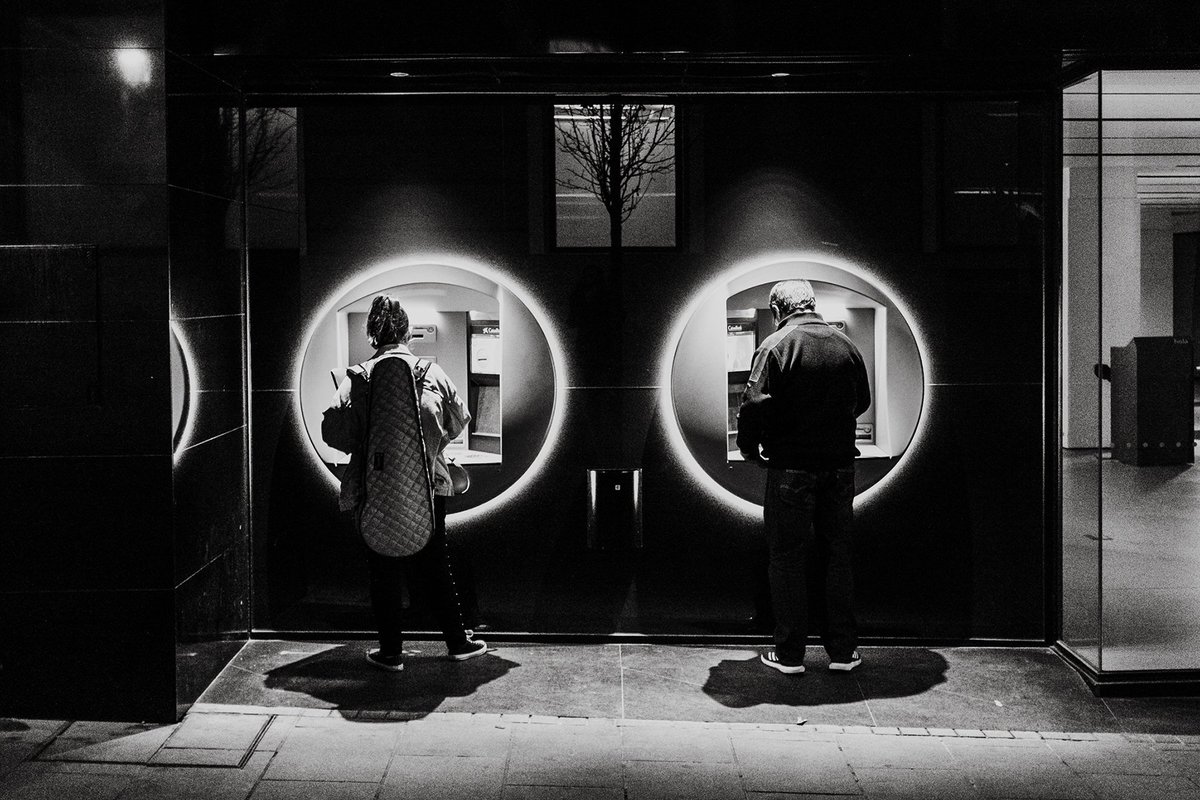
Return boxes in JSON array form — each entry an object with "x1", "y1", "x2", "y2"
[{"x1": 413, "y1": 358, "x2": 432, "y2": 388}]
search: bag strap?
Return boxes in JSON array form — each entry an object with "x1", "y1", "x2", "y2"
[{"x1": 413, "y1": 358, "x2": 431, "y2": 386}]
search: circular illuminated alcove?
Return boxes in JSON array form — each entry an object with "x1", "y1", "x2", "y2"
[
  {"x1": 297, "y1": 258, "x2": 565, "y2": 519},
  {"x1": 664, "y1": 256, "x2": 928, "y2": 514}
]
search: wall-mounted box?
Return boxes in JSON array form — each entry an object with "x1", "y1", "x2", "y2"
[{"x1": 586, "y1": 468, "x2": 643, "y2": 551}]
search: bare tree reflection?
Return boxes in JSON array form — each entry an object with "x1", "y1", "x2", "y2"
[{"x1": 555, "y1": 103, "x2": 675, "y2": 248}]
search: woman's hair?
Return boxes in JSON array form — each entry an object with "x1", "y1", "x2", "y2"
[{"x1": 366, "y1": 294, "x2": 410, "y2": 347}]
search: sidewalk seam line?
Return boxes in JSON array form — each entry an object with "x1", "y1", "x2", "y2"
[{"x1": 618, "y1": 643, "x2": 626, "y2": 721}]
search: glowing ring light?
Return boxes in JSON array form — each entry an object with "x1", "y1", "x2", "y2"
[
  {"x1": 295, "y1": 253, "x2": 568, "y2": 525},
  {"x1": 170, "y1": 319, "x2": 198, "y2": 463},
  {"x1": 659, "y1": 251, "x2": 931, "y2": 518}
]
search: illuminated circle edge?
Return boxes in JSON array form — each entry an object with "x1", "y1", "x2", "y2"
[
  {"x1": 658, "y1": 252, "x2": 932, "y2": 519},
  {"x1": 293, "y1": 254, "x2": 569, "y2": 525}
]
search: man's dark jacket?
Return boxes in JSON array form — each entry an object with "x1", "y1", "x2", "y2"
[{"x1": 736, "y1": 310, "x2": 872, "y2": 469}]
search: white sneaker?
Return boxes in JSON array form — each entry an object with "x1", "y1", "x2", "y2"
[
  {"x1": 365, "y1": 649, "x2": 404, "y2": 672},
  {"x1": 449, "y1": 638, "x2": 489, "y2": 661},
  {"x1": 829, "y1": 651, "x2": 863, "y2": 672},
  {"x1": 760, "y1": 651, "x2": 805, "y2": 674}
]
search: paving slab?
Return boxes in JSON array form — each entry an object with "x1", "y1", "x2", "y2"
[
  {"x1": 41, "y1": 724, "x2": 176, "y2": 764},
  {"x1": 0, "y1": 761, "x2": 139, "y2": 800},
  {"x1": 1083, "y1": 772, "x2": 1200, "y2": 800},
  {"x1": 250, "y1": 780, "x2": 380, "y2": 800},
  {"x1": 122, "y1": 752, "x2": 272, "y2": 800},
  {"x1": 506, "y1": 721, "x2": 623, "y2": 789},
  {"x1": 623, "y1": 760, "x2": 746, "y2": 800},
  {"x1": 263, "y1": 724, "x2": 398, "y2": 782},
  {"x1": 381, "y1": 755, "x2": 507, "y2": 799},
  {"x1": 852, "y1": 766, "x2": 978, "y2": 799},
  {"x1": 731, "y1": 736, "x2": 859, "y2": 795},
  {"x1": 620, "y1": 722, "x2": 735, "y2": 763}
]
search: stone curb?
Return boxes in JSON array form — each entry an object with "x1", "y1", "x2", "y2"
[{"x1": 179, "y1": 706, "x2": 1195, "y2": 743}]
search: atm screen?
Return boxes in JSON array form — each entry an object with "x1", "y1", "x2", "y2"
[
  {"x1": 472, "y1": 383, "x2": 501, "y2": 435},
  {"x1": 726, "y1": 321, "x2": 756, "y2": 373}
]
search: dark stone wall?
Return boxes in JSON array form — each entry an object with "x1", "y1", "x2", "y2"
[
  {"x1": 0, "y1": 5, "x2": 252, "y2": 722},
  {"x1": 0, "y1": 3, "x2": 178, "y2": 722}
]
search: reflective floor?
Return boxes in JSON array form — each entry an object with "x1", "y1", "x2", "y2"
[{"x1": 1062, "y1": 449, "x2": 1200, "y2": 672}]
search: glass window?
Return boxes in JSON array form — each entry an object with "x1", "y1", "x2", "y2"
[
  {"x1": 1060, "y1": 72, "x2": 1102, "y2": 671},
  {"x1": 553, "y1": 103, "x2": 677, "y2": 248},
  {"x1": 1061, "y1": 70, "x2": 1200, "y2": 674}
]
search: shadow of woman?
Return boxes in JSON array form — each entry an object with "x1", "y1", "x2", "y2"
[
  {"x1": 263, "y1": 643, "x2": 518, "y2": 717},
  {"x1": 702, "y1": 648, "x2": 949, "y2": 709}
]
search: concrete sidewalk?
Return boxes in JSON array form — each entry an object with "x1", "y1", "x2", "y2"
[{"x1": 3, "y1": 642, "x2": 1200, "y2": 799}]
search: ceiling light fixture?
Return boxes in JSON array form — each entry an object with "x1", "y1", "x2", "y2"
[{"x1": 389, "y1": 71, "x2": 411, "y2": 78}]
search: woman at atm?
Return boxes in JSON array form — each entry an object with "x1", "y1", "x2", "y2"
[{"x1": 323, "y1": 294, "x2": 488, "y2": 671}]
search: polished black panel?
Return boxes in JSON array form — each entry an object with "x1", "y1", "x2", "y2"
[
  {"x1": 0, "y1": 454, "x2": 173, "y2": 593},
  {"x1": 0, "y1": 45, "x2": 164, "y2": 185},
  {"x1": 0, "y1": 184, "x2": 169, "y2": 248},
  {"x1": 176, "y1": 638, "x2": 244, "y2": 714},
  {"x1": 173, "y1": 423, "x2": 247, "y2": 585},
  {"x1": 249, "y1": 389, "x2": 348, "y2": 627},
  {"x1": 247, "y1": 249, "x2": 302, "y2": 391},
  {"x1": 176, "y1": 550, "x2": 249, "y2": 644},
  {"x1": 0, "y1": 589, "x2": 176, "y2": 722},
  {"x1": 166, "y1": 54, "x2": 240, "y2": 201},
  {"x1": 852, "y1": 383, "x2": 1045, "y2": 640},
  {"x1": 247, "y1": 202, "x2": 300, "y2": 251},
  {"x1": 2, "y1": 1, "x2": 164, "y2": 49},
  {"x1": 0, "y1": 242, "x2": 97, "y2": 321},
  {"x1": 171, "y1": 314, "x2": 244, "y2": 393},
  {"x1": 100, "y1": 248, "x2": 170, "y2": 320},
  {"x1": 175, "y1": 387, "x2": 243, "y2": 457},
  {"x1": 0, "y1": 320, "x2": 171, "y2": 457},
  {"x1": 168, "y1": 188, "x2": 244, "y2": 320}
]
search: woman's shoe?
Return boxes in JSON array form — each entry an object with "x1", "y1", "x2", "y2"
[
  {"x1": 448, "y1": 638, "x2": 489, "y2": 661},
  {"x1": 365, "y1": 649, "x2": 404, "y2": 672}
]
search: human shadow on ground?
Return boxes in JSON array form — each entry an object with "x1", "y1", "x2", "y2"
[
  {"x1": 263, "y1": 643, "x2": 517, "y2": 717},
  {"x1": 702, "y1": 648, "x2": 949, "y2": 709}
]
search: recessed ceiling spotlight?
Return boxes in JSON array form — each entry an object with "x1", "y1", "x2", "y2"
[
  {"x1": 389, "y1": 71, "x2": 411, "y2": 78},
  {"x1": 771, "y1": 72, "x2": 790, "y2": 78}
]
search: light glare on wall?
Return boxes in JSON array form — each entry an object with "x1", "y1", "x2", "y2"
[{"x1": 115, "y1": 48, "x2": 152, "y2": 85}]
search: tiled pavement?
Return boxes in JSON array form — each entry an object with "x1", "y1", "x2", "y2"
[{"x1": 3, "y1": 642, "x2": 1200, "y2": 799}]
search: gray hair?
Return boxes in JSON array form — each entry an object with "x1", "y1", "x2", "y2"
[{"x1": 769, "y1": 280, "x2": 817, "y2": 316}]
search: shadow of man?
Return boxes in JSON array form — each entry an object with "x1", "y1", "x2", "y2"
[
  {"x1": 264, "y1": 643, "x2": 518, "y2": 717},
  {"x1": 702, "y1": 648, "x2": 949, "y2": 710}
]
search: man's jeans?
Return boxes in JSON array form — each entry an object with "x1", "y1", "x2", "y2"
[{"x1": 763, "y1": 466, "x2": 858, "y2": 664}]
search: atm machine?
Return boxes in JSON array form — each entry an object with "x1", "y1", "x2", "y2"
[{"x1": 467, "y1": 317, "x2": 501, "y2": 457}]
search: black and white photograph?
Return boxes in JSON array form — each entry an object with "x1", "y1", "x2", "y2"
[{"x1": 3, "y1": 3, "x2": 1200, "y2": 798}]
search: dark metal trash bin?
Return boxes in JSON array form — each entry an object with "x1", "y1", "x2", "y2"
[{"x1": 586, "y1": 468, "x2": 643, "y2": 550}]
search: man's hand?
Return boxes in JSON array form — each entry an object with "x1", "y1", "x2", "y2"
[{"x1": 741, "y1": 450, "x2": 767, "y2": 468}]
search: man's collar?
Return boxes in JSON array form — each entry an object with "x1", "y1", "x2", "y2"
[{"x1": 777, "y1": 310, "x2": 826, "y2": 330}]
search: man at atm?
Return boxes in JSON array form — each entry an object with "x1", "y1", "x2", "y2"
[{"x1": 736, "y1": 279, "x2": 872, "y2": 675}]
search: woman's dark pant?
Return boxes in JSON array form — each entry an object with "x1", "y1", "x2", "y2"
[
  {"x1": 763, "y1": 466, "x2": 858, "y2": 664},
  {"x1": 365, "y1": 496, "x2": 468, "y2": 656}
]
